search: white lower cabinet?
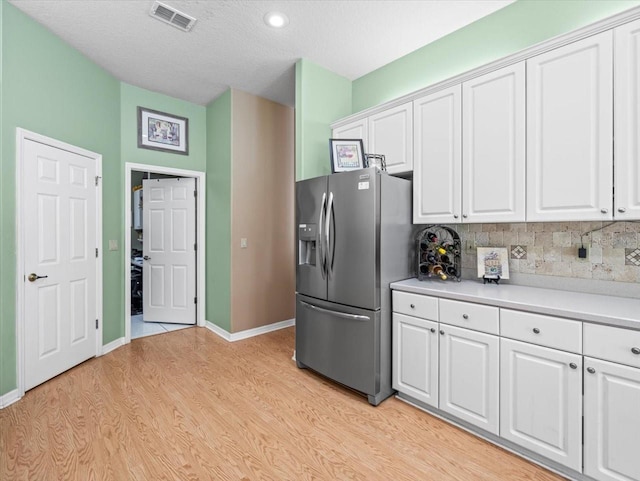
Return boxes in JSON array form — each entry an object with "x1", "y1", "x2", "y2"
[
  {"x1": 392, "y1": 313, "x2": 439, "y2": 407},
  {"x1": 584, "y1": 357, "x2": 640, "y2": 481},
  {"x1": 439, "y1": 324, "x2": 500, "y2": 435},
  {"x1": 500, "y1": 338, "x2": 583, "y2": 471}
]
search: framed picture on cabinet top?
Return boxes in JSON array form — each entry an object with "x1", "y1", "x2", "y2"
[
  {"x1": 329, "y1": 138, "x2": 365, "y2": 173},
  {"x1": 138, "y1": 106, "x2": 189, "y2": 155}
]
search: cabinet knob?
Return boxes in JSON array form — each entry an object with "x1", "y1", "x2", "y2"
[
  {"x1": 632, "y1": 347, "x2": 640, "y2": 355},
  {"x1": 410, "y1": 304, "x2": 415, "y2": 309},
  {"x1": 453, "y1": 214, "x2": 459, "y2": 219},
  {"x1": 439, "y1": 330, "x2": 445, "y2": 335},
  {"x1": 569, "y1": 363, "x2": 577, "y2": 369},
  {"x1": 587, "y1": 367, "x2": 596, "y2": 374},
  {"x1": 462, "y1": 214, "x2": 468, "y2": 219},
  {"x1": 462, "y1": 314, "x2": 469, "y2": 320},
  {"x1": 533, "y1": 327, "x2": 540, "y2": 334},
  {"x1": 601, "y1": 208, "x2": 608, "y2": 214},
  {"x1": 618, "y1": 207, "x2": 627, "y2": 213},
  {"x1": 430, "y1": 328, "x2": 436, "y2": 333}
]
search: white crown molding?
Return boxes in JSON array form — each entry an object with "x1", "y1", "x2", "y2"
[
  {"x1": 205, "y1": 319, "x2": 295, "y2": 342},
  {"x1": 101, "y1": 337, "x2": 126, "y2": 356},
  {"x1": 0, "y1": 389, "x2": 21, "y2": 409},
  {"x1": 332, "y1": 5, "x2": 640, "y2": 128}
]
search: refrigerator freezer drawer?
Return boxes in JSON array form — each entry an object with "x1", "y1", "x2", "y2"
[{"x1": 296, "y1": 294, "x2": 380, "y2": 397}]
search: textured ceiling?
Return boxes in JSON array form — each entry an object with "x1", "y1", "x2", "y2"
[{"x1": 8, "y1": 0, "x2": 514, "y2": 107}]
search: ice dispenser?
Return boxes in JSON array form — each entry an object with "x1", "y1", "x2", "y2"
[{"x1": 298, "y1": 224, "x2": 317, "y2": 266}]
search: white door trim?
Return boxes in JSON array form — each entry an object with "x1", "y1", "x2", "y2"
[
  {"x1": 124, "y1": 162, "x2": 206, "y2": 343},
  {"x1": 15, "y1": 128, "x2": 103, "y2": 399}
]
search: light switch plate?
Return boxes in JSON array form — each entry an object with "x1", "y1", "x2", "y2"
[
  {"x1": 240, "y1": 238, "x2": 248, "y2": 249},
  {"x1": 108, "y1": 240, "x2": 118, "y2": 251}
]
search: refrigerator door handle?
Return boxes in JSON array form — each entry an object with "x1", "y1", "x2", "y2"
[
  {"x1": 327, "y1": 191, "x2": 335, "y2": 276},
  {"x1": 318, "y1": 192, "x2": 327, "y2": 279},
  {"x1": 299, "y1": 300, "x2": 370, "y2": 321}
]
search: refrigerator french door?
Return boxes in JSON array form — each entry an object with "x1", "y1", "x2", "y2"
[{"x1": 295, "y1": 168, "x2": 412, "y2": 406}]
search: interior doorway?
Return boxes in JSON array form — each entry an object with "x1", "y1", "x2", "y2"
[{"x1": 124, "y1": 163, "x2": 206, "y2": 343}]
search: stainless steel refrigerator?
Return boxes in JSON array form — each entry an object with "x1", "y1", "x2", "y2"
[{"x1": 295, "y1": 167, "x2": 413, "y2": 406}]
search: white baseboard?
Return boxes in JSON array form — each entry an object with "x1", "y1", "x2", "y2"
[
  {"x1": 101, "y1": 337, "x2": 125, "y2": 355},
  {"x1": 205, "y1": 318, "x2": 295, "y2": 342},
  {"x1": 0, "y1": 388, "x2": 21, "y2": 409}
]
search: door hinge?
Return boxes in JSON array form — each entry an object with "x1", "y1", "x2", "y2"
[
  {"x1": 194, "y1": 297, "x2": 197, "y2": 304},
  {"x1": 95, "y1": 175, "x2": 102, "y2": 186},
  {"x1": 96, "y1": 248, "x2": 99, "y2": 258},
  {"x1": 96, "y1": 319, "x2": 99, "y2": 329}
]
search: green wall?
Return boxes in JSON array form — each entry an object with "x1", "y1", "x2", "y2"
[
  {"x1": 205, "y1": 90, "x2": 232, "y2": 331},
  {"x1": 0, "y1": 2, "x2": 121, "y2": 395},
  {"x1": 352, "y1": 0, "x2": 640, "y2": 111},
  {"x1": 295, "y1": 59, "x2": 351, "y2": 181}
]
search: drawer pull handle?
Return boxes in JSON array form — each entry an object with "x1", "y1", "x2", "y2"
[
  {"x1": 440, "y1": 330, "x2": 445, "y2": 335},
  {"x1": 533, "y1": 328, "x2": 540, "y2": 334},
  {"x1": 587, "y1": 367, "x2": 596, "y2": 374},
  {"x1": 430, "y1": 328, "x2": 436, "y2": 333},
  {"x1": 410, "y1": 304, "x2": 415, "y2": 309},
  {"x1": 462, "y1": 314, "x2": 469, "y2": 319},
  {"x1": 569, "y1": 363, "x2": 577, "y2": 369},
  {"x1": 632, "y1": 347, "x2": 640, "y2": 355}
]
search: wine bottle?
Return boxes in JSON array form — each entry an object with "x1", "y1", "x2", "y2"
[
  {"x1": 419, "y1": 263, "x2": 429, "y2": 275},
  {"x1": 429, "y1": 264, "x2": 448, "y2": 280},
  {"x1": 435, "y1": 246, "x2": 447, "y2": 255},
  {"x1": 426, "y1": 232, "x2": 438, "y2": 243}
]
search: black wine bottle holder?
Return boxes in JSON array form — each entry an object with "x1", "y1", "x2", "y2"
[{"x1": 416, "y1": 225, "x2": 461, "y2": 282}]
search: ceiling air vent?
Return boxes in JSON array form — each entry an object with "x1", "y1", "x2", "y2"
[{"x1": 150, "y1": 1, "x2": 197, "y2": 32}]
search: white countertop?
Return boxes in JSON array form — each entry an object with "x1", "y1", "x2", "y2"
[{"x1": 391, "y1": 278, "x2": 640, "y2": 330}]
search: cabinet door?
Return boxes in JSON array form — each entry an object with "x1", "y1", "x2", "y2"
[
  {"x1": 500, "y1": 339, "x2": 582, "y2": 471},
  {"x1": 526, "y1": 31, "x2": 613, "y2": 221},
  {"x1": 332, "y1": 119, "x2": 368, "y2": 150},
  {"x1": 584, "y1": 357, "x2": 640, "y2": 481},
  {"x1": 368, "y1": 102, "x2": 413, "y2": 174},
  {"x1": 439, "y1": 324, "x2": 499, "y2": 434},
  {"x1": 462, "y1": 63, "x2": 525, "y2": 223},
  {"x1": 392, "y1": 313, "x2": 439, "y2": 407},
  {"x1": 615, "y1": 19, "x2": 640, "y2": 221},
  {"x1": 413, "y1": 85, "x2": 462, "y2": 224}
]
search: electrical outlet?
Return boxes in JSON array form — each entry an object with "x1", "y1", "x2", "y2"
[
  {"x1": 108, "y1": 240, "x2": 118, "y2": 251},
  {"x1": 240, "y1": 238, "x2": 248, "y2": 249}
]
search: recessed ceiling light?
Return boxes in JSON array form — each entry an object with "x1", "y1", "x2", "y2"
[{"x1": 264, "y1": 12, "x2": 289, "y2": 28}]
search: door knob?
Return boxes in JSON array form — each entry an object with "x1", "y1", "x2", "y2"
[
  {"x1": 143, "y1": 255, "x2": 151, "y2": 261},
  {"x1": 600, "y1": 208, "x2": 608, "y2": 214},
  {"x1": 569, "y1": 363, "x2": 577, "y2": 369},
  {"x1": 587, "y1": 367, "x2": 596, "y2": 374},
  {"x1": 28, "y1": 273, "x2": 48, "y2": 282},
  {"x1": 618, "y1": 207, "x2": 627, "y2": 213}
]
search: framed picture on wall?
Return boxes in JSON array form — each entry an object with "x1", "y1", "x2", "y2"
[
  {"x1": 137, "y1": 106, "x2": 189, "y2": 155},
  {"x1": 329, "y1": 139, "x2": 365, "y2": 173}
]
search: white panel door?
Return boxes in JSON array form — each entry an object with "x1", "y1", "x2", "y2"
[
  {"x1": 368, "y1": 102, "x2": 413, "y2": 174},
  {"x1": 615, "y1": 19, "x2": 640, "y2": 221},
  {"x1": 439, "y1": 324, "x2": 499, "y2": 434},
  {"x1": 143, "y1": 178, "x2": 196, "y2": 324},
  {"x1": 500, "y1": 338, "x2": 582, "y2": 471},
  {"x1": 462, "y1": 63, "x2": 525, "y2": 223},
  {"x1": 332, "y1": 118, "x2": 368, "y2": 150},
  {"x1": 527, "y1": 31, "x2": 613, "y2": 221},
  {"x1": 413, "y1": 85, "x2": 462, "y2": 224},
  {"x1": 24, "y1": 139, "x2": 97, "y2": 391},
  {"x1": 392, "y1": 313, "x2": 439, "y2": 407},
  {"x1": 584, "y1": 357, "x2": 640, "y2": 481}
]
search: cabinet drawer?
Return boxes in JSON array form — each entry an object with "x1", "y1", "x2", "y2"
[
  {"x1": 501, "y1": 309, "x2": 582, "y2": 353},
  {"x1": 584, "y1": 323, "x2": 640, "y2": 369},
  {"x1": 392, "y1": 291, "x2": 438, "y2": 321},
  {"x1": 439, "y1": 299, "x2": 499, "y2": 335}
]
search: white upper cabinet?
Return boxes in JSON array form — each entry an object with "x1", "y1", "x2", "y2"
[
  {"x1": 526, "y1": 31, "x2": 614, "y2": 221},
  {"x1": 368, "y1": 102, "x2": 413, "y2": 174},
  {"x1": 615, "y1": 18, "x2": 640, "y2": 221},
  {"x1": 462, "y1": 63, "x2": 525, "y2": 223},
  {"x1": 332, "y1": 118, "x2": 368, "y2": 149},
  {"x1": 413, "y1": 85, "x2": 462, "y2": 224}
]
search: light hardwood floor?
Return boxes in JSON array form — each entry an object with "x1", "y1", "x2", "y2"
[{"x1": 0, "y1": 327, "x2": 564, "y2": 481}]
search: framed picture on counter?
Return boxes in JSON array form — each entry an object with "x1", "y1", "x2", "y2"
[
  {"x1": 329, "y1": 139, "x2": 365, "y2": 173},
  {"x1": 477, "y1": 247, "x2": 510, "y2": 279},
  {"x1": 138, "y1": 106, "x2": 189, "y2": 155}
]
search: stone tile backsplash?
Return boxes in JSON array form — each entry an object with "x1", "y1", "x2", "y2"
[{"x1": 447, "y1": 221, "x2": 640, "y2": 283}]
